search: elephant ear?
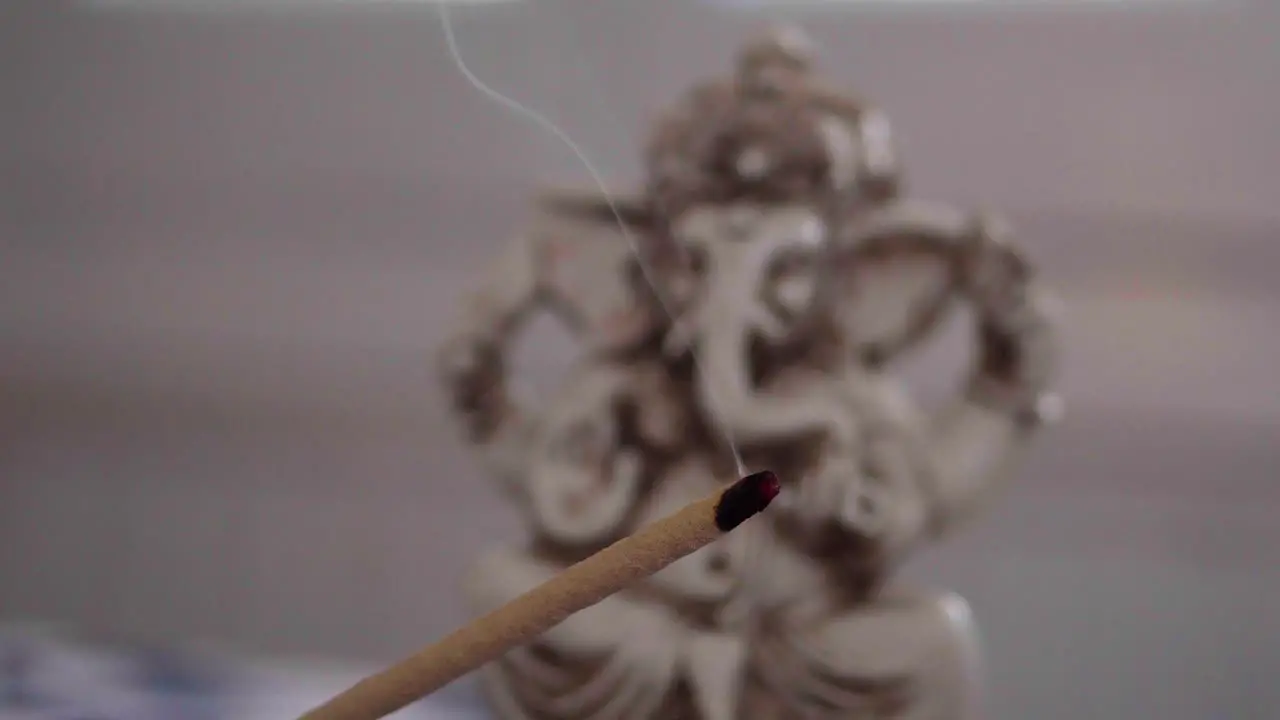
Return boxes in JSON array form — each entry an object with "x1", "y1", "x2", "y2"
[{"x1": 829, "y1": 200, "x2": 978, "y2": 367}]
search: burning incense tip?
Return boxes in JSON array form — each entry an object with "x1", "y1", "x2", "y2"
[{"x1": 713, "y1": 470, "x2": 781, "y2": 532}]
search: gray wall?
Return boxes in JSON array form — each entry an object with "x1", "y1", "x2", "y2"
[{"x1": 3, "y1": 1, "x2": 1280, "y2": 718}]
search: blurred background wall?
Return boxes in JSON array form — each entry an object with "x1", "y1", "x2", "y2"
[{"x1": 2, "y1": 0, "x2": 1278, "y2": 718}]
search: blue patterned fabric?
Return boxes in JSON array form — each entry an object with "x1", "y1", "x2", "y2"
[{"x1": 0, "y1": 626, "x2": 488, "y2": 720}]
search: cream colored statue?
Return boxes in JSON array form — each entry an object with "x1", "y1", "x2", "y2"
[{"x1": 438, "y1": 28, "x2": 1062, "y2": 720}]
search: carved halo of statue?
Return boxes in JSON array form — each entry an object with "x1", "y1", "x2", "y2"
[{"x1": 438, "y1": 26, "x2": 1062, "y2": 720}]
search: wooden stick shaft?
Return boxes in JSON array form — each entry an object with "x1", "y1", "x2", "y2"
[{"x1": 299, "y1": 492, "x2": 723, "y2": 720}]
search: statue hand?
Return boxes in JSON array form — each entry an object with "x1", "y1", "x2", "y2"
[
  {"x1": 437, "y1": 334, "x2": 508, "y2": 440},
  {"x1": 784, "y1": 442, "x2": 928, "y2": 555},
  {"x1": 958, "y1": 213, "x2": 1034, "y2": 331},
  {"x1": 782, "y1": 452, "x2": 860, "y2": 529},
  {"x1": 959, "y1": 214, "x2": 1064, "y2": 426},
  {"x1": 788, "y1": 452, "x2": 891, "y2": 538}
]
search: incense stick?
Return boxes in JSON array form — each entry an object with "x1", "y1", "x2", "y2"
[{"x1": 299, "y1": 471, "x2": 781, "y2": 720}]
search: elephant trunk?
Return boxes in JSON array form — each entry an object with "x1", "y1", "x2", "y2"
[{"x1": 690, "y1": 287, "x2": 859, "y2": 451}]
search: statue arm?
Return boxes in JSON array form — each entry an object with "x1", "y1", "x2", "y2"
[
  {"x1": 436, "y1": 230, "x2": 549, "y2": 489},
  {"x1": 438, "y1": 190, "x2": 660, "y2": 510},
  {"x1": 819, "y1": 201, "x2": 1060, "y2": 550},
  {"x1": 921, "y1": 222, "x2": 1063, "y2": 538}
]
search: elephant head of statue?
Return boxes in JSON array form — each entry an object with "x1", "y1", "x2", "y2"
[
  {"x1": 635, "y1": 29, "x2": 934, "y2": 431},
  {"x1": 636, "y1": 26, "x2": 1056, "y2": 458}
]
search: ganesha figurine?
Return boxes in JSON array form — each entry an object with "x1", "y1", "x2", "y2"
[{"x1": 437, "y1": 27, "x2": 1062, "y2": 720}]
